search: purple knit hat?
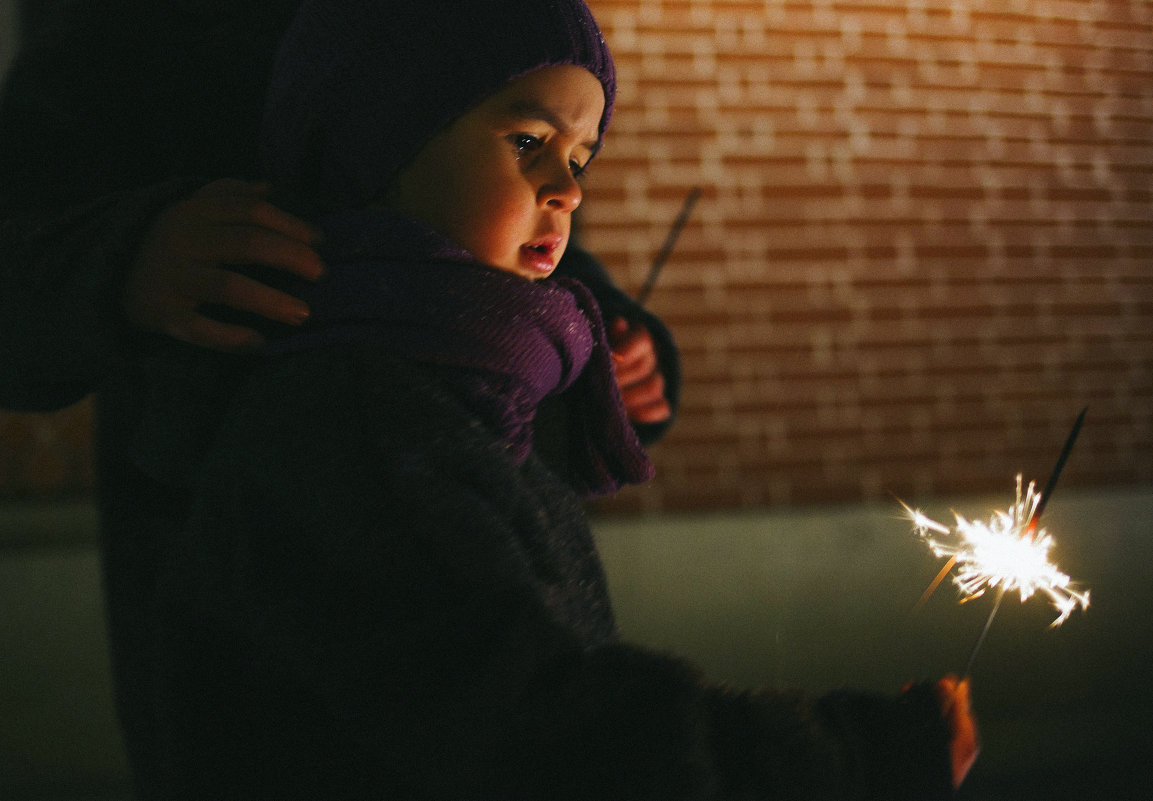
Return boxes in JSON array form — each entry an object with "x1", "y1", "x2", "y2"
[{"x1": 261, "y1": 0, "x2": 616, "y2": 210}]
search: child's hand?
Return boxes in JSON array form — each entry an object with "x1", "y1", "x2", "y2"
[
  {"x1": 122, "y1": 179, "x2": 325, "y2": 351},
  {"x1": 608, "y1": 317, "x2": 672, "y2": 425},
  {"x1": 935, "y1": 675, "x2": 980, "y2": 789}
]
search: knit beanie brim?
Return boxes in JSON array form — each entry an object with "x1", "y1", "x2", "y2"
[{"x1": 261, "y1": 0, "x2": 616, "y2": 211}]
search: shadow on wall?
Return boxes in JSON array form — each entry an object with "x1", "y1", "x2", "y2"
[{"x1": 2, "y1": 488, "x2": 1151, "y2": 800}]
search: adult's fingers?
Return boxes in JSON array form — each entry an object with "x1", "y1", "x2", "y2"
[
  {"x1": 200, "y1": 184, "x2": 322, "y2": 247},
  {"x1": 165, "y1": 311, "x2": 267, "y2": 353},
  {"x1": 187, "y1": 180, "x2": 325, "y2": 279},
  {"x1": 203, "y1": 224, "x2": 325, "y2": 282},
  {"x1": 190, "y1": 268, "x2": 312, "y2": 327}
]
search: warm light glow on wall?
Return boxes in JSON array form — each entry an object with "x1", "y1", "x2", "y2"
[{"x1": 583, "y1": 0, "x2": 1153, "y2": 511}]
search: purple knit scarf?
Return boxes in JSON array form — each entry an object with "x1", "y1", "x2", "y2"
[{"x1": 265, "y1": 209, "x2": 653, "y2": 496}]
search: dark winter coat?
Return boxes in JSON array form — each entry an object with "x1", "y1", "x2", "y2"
[
  {"x1": 144, "y1": 344, "x2": 952, "y2": 801},
  {"x1": 115, "y1": 213, "x2": 955, "y2": 800}
]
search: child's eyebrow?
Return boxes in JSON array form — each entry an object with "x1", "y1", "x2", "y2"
[{"x1": 503, "y1": 100, "x2": 600, "y2": 151}]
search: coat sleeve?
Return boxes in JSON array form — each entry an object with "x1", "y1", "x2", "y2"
[
  {"x1": 0, "y1": 1, "x2": 288, "y2": 412},
  {"x1": 557, "y1": 243, "x2": 682, "y2": 446},
  {"x1": 0, "y1": 181, "x2": 197, "y2": 411},
  {"x1": 0, "y1": 11, "x2": 199, "y2": 410},
  {"x1": 164, "y1": 348, "x2": 952, "y2": 801}
]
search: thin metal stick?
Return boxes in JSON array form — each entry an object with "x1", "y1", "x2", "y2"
[
  {"x1": 635, "y1": 186, "x2": 701, "y2": 306},
  {"x1": 963, "y1": 587, "x2": 1005, "y2": 677},
  {"x1": 1027, "y1": 406, "x2": 1088, "y2": 531},
  {"x1": 913, "y1": 555, "x2": 957, "y2": 613}
]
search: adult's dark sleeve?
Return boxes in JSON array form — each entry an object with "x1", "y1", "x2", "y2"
[
  {"x1": 557, "y1": 243, "x2": 681, "y2": 445},
  {"x1": 0, "y1": 182, "x2": 199, "y2": 411},
  {"x1": 153, "y1": 347, "x2": 953, "y2": 801},
  {"x1": 0, "y1": 1, "x2": 295, "y2": 411}
]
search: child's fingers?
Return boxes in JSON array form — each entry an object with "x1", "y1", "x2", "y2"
[
  {"x1": 611, "y1": 327, "x2": 659, "y2": 386},
  {"x1": 620, "y1": 371, "x2": 666, "y2": 408},
  {"x1": 937, "y1": 677, "x2": 980, "y2": 789},
  {"x1": 935, "y1": 674, "x2": 959, "y2": 701},
  {"x1": 625, "y1": 395, "x2": 672, "y2": 425},
  {"x1": 608, "y1": 316, "x2": 630, "y2": 342}
]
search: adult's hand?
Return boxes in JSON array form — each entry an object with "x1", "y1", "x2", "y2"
[
  {"x1": 123, "y1": 179, "x2": 324, "y2": 352},
  {"x1": 608, "y1": 316, "x2": 672, "y2": 426}
]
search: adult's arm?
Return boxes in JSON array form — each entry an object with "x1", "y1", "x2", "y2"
[
  {"x1": 0, "y1": 2, "x2": 315, "y2": 410},
  {"x1": 0, "y1": 182, "x2": 196, "y2": 410},
  {"x1": 0, "y1": 178, "x2": 326, "y2": 411}
]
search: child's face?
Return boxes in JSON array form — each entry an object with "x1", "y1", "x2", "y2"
[{"x1": 385, "y1": 65, "x2": 605, "y2": 281}]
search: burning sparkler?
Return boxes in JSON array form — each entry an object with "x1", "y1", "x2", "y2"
[
  {"x1": 901, "y1": 408, "x2": 1090, "y2": 674},
  {"x1": 903, "y1": 475, "x2": 1090, "y2": 626}
]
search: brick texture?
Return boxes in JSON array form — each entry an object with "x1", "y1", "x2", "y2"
[
  {"x1": 2, "y1": 1, "x2": 1151, "y2": 511},
  {"x1": 581, "y1": 0, "x2": 1153, "y2": 512}
]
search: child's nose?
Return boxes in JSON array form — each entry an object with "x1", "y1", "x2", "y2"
[{"x1": 538, "y1": 162, "x2": 582, "y2": 213}]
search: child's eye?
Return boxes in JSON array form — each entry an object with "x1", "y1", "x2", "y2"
[
  {"x1": 509, "y1": 133, "x2": 588, "y2": 177},
  {"x1": 510, "y1": 134, "x2": 542, "y2": 154}
]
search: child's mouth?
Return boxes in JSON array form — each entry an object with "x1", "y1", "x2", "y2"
[{"x1": 519, "y1": 235, "x2": 564, "y2": 277}]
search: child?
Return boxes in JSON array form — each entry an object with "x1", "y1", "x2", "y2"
[{"x1": 127, "y1": 1, "x2": 977, "y2": 798}]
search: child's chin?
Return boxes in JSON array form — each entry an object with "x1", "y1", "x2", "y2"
[{"x1": 486, "y1": 262, "x2": 544, "y2": 282}]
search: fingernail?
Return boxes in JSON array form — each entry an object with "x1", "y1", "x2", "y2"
[{"x1": 290, "y1": 303, "x2": 311, "y2": 324}]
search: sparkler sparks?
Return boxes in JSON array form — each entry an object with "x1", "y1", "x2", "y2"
[
  {"x1": 901, "y1": 408, "x2": 1089, "y2": 675},
  {"x1": 902, "y1": 475, "x2": 1090, "y2": 628}
]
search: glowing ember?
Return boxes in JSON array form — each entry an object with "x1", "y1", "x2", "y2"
[{"x1": 902, "y1": 475, "x2": 1090, "y2": 627}]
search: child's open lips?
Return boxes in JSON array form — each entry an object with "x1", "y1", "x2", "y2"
[{"x1": 519, "y1": 234, "x2": 564, "y2": 276}]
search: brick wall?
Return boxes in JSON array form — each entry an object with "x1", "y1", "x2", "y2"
[
  {"x1": 1, "y1": 0, "x2": 1151, "y2": 512},
  {"x1": 581, "y1": 0, "x2": 1153, "y2": 512}
]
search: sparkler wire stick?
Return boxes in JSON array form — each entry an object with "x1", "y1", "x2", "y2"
[
  {"x1": 962, "y1": 588, "x2": 1005, "y2": 677},
  {"x1": 960, "y1": 406, "x2": 1088, "y2": 675},
  {"x1": 913, "y1": 555, "x2": 958, "y2": 611},
  {"x1": 1027, "y1": 406, "x2": 1088, "y2": 532},
  {"x1": 635, "y1": 186, "x2": 701, "y2": 306}
]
